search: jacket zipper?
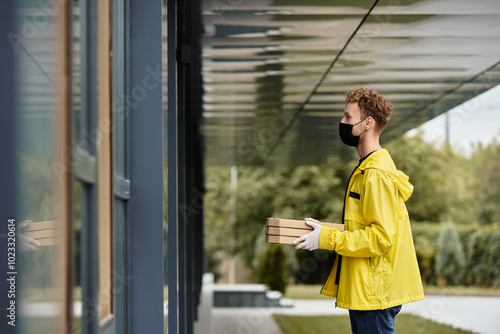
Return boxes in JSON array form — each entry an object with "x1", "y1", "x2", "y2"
[{"x1": 335, "y1": 165, "x2": 359, "y2": 307}]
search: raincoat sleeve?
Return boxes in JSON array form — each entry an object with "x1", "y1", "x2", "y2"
[{"x1": 319, "y1": 170, "x2": 397, "y2": 257}]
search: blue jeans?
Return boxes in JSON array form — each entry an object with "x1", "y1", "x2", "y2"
[{"x1": 348, "y1": 305, "x2": 402, "y2": 334}]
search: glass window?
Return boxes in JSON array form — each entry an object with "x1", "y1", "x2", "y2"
[{"x1": 15, "y1": 0, "x2": 72, "y2": 332}]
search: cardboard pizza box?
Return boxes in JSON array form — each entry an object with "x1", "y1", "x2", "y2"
[
  {"x1": 265, "y1": 226, "x2": 310, "y2": 237},
  {"x1": 265, "y1": 234, "x2": 299, "y2": 245},
  {"x1": 266, "y1": 218, "x2": 344, "y2": 231},
  {"x1": 265, "y1": 218, "x2": 344, "y2": 245}
]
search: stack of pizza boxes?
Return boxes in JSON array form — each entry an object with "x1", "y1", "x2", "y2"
[{"x1": 265, "y1": 218, "x2": 345, "y2": 245}]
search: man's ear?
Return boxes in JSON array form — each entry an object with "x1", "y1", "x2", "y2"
[{"x1": 365, "y1": 116, "x2": 375, "y2": 130}]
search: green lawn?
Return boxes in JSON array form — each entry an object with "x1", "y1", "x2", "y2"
[
  {"x1": 283, "y1": 284, "x2": 329, "y2": 299},
  {"x1": 273, "y1": 314, "x2": 474, "y2": 334},
  {"x1": 283, "y1": 284, "x2": 500, "y2": 300},
  {"x1": 19, "y1": 317, "x2": 81, "y2": 334},
  {"x1": 422, "y1": 285, "x2": 500, "y2": 296}
]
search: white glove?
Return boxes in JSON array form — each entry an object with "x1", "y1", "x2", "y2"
[{"x1": 293, "y1": 218, "x2": 322, "y2": 251}]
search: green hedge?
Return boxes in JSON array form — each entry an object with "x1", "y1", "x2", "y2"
[{"x1": 412, "y1": 222, "x2": 500, "y2": 287}]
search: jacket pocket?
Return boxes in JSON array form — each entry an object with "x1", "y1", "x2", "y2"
[{"x1": 349, "y1": 191, "x2": 360, "y2": 200}]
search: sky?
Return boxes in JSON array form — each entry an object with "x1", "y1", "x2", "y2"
[{"x1": 407, "y1": 84, "x2": 500, "y2": 156}]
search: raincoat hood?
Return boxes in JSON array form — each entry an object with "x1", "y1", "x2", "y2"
[{"x1": 359, "y1": 149, "x2": 414, "y2": 202}]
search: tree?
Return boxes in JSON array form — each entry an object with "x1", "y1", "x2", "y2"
[
  {"x1": 386, "y1": 132, "x2": 474, "y2": 224},
  {"x1": 256, "y1": 244, "x2": 288, "y2": 293},
  {"x1": 203, "y1": 167, "x2": 232, "y2": 255},
  {"x1": 471, "y1": 139, "x2": 500, "y2": 225},
  {"x1": 434, "y1": 220, "x2": 466, "y2": 285}
]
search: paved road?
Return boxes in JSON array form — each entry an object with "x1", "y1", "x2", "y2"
[{"x1": 401, "y1": 295, "x2": 500, "y2": 334}]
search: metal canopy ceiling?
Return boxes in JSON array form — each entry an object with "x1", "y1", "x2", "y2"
[{"x1": 200, "y1": 0, "x2": 500, "y2": 166}]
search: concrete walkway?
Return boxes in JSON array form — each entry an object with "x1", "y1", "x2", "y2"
[
  {"x1": 211, "y1": 295, "x2": 500, "y2": 334},
  {"x1": 213, "y1": 307, "x2": 282, "y2": 334},
  {"x1": 401, "y1": 295, "x2": 500, "y2": 334}
]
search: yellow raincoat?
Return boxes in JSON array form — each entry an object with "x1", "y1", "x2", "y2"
[{"x1": 319, "y1": 149, "x2": 424, "y2": 310}]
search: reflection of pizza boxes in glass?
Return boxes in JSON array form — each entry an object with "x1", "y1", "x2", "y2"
[{"x1": 265, "y1": 218, "x2": 345, "y2": 245}]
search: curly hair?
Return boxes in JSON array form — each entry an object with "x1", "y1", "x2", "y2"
[{"x1": 346, "y1": 86, "x2": 393, "y2": 132}]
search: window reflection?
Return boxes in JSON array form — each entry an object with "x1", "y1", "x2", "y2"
[{"x1": 15, "y1": 1, "x2": 67, "y2": 333}]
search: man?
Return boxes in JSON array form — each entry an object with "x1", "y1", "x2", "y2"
[{"x1": 294, "y1": 87, "x2": 424, "y2": 334}]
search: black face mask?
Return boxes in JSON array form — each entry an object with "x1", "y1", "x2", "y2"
[{"x1": 339, "y1": 118, "x2": 367, "y2": 147}]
